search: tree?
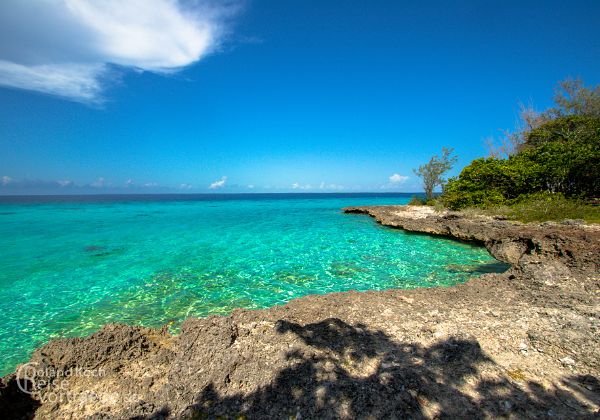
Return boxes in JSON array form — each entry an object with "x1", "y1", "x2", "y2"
[
  {"x1": 486, "y1": 102, "x2": 550, "y2": 158},
  {"x1": 524, "y1": 115, "x2": 600, "y2": 148},
  {"x1": 551, "y1": 78, "x2": 600, "y2": 118},
  {"x1": 413, "y1": 147, "x2": 457, "y2": 201},
  {"x1": 485, "y1": 78, "x2": 600, "y2": 158},
  {"x1": 443, "y1": 79, "x2": 600, "y2": 211},
  {"x1": 443, "y1": 116, "x2": 600, "y2": 210}
]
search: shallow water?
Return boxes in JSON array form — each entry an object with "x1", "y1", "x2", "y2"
[{"x1": 0, "y1": 193, "x2": 506, "y2": 375}]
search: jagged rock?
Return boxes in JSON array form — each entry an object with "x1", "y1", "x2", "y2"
[{"x1": 342, "y1": 205, "x2": 600, "y2": 272}]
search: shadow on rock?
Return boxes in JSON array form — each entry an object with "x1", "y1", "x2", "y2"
[
  {"x1": 182, "y1": 318, "x2": 599, "y2": 419},
  {"x1": 1, "y1": 318, "x2": 598, "y2": 418},
  {"x1": 0, "y1": 375, "x2": 41, "y2": 420}
]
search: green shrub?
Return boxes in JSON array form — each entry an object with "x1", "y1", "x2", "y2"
[
  {"x1": 516, "y1": 137, "x2": 599, "y2": 197},
  {"x1": 408, "y1": 195, "x2": 427, "y2": 206},
  {"x1": 525, "y1": 115, "x2": 600, "y2": 147},
  {"x1": 441, "y1": 158, "x2": 519, "y2": 209},
  {"x1": 441, "y1": 116, "x2": 600, "y2": 210},
  {"x1": 440, "y1": 80, "x2": 600, "y2": 217}
]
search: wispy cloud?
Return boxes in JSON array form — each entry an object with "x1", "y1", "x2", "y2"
[
  {"x1": 291, "y1": 182, "x2": 348, "y2": 191},
  {"x1": 91, "y1": 177, "x2": 106, "y2": 187},
  {"x1": 209, "y1": 176, "x2": 227, "y2": 189},
  {"x1": 0, "y1": 0, "x2": 239, "y2": 103},
  {"x1": 389, "y1": 173, "x2": 409, "y2": 183},
  {"x1": 0, "y1": 177, "x2": 80, "y2": 193},
  {"x1": 292, "y1": 182, "x2": 313, "y2": 190},
  {"x1": 322, "y1": 182, "x2": 346, "y2": 191},
  {"x1": 0, "y1": 176, "x2": 177, "y2": 194}
]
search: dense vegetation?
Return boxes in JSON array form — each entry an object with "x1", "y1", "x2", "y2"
[{"x1": 438, "y1": 79, "x2": 600, "y2": 221}]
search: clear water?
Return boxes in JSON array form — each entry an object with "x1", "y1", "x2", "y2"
[{"x1": 0, "y1": 193, "x2": 506, "y2": 375}]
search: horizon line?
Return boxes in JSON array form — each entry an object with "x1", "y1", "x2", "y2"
[{"x1": 0, "y1": 191, "x2": 423, "y2": 198}]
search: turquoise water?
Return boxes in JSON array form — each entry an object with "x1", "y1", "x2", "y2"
[{"x1": 0, "y1": 194, "x2": 506, "y2": 375}]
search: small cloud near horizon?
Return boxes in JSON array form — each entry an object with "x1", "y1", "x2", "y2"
[
  {"x1": 291, "y1": 182, "x2": 348, "y2": 191},
  {"x1": 91, "y1": 177, "x2": 106, "y2": 187},
  {"x1": 0, "y1": 176, "x2": 179, "y2": 194},
  {"x1": 389, "y1": 173, "x2": 409, "y2": 183},
  {"x1": 209, "y1": 176, "x2": 227, "y2": 189},
  {"x1": 292, "y1": 182, "x2": 313, "y2": 190},
  {"x1": 0, "y1": 0, "x2": 240, "y2": 103}
]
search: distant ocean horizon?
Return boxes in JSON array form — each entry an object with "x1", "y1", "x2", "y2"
[
  {"x1": 0, "y1": 192, "x2": 424, "y2": 203},
  {"x1": 0, "y1": 192, "x2": 504, "y2": 375}
]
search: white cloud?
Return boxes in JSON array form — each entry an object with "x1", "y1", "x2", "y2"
[
  {"x1": 389, "y1": 173, "x2": 409, "y2": 184},
  {"x1": 1, "y1": 176, "x2": 12, "y2": 185},
  {"x1": 0, "y1": 61, "x2": 106, "y2": 102},
  {"x1": 209, "y1": 176, "x2": 227, "y2": 189},
  {"x1": 179, "y1": 183, "x2": 193, "y2": 190},
  {"x1": 292, "y1": 182, "x2": 313, "y2": 190},
  {"x1": 91, "y1": 177, "x2": 105, "y2": 187},
  {"x1": 0, "y1": 0, "x2": 237, "y2": 102},
  {"x1": 308, "y1": 181, "x2": 348, "y2": 191}
]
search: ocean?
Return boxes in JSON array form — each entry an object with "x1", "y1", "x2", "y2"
[{"x1": 0, "y1": 193, "x2": 506, "y2": 375}]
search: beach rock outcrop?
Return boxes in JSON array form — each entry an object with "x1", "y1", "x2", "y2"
[{"x1": 343, "y1": 205, "x2": 600, "y2": 272}]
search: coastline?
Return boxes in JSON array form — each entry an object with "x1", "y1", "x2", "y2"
[{"x1": 2, "y1": 205, "x2": 599, "y2": 418}]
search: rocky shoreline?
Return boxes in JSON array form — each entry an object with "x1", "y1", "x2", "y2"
[{"x1": 2, "y1": 205, "x2": 599, "y2": 418}]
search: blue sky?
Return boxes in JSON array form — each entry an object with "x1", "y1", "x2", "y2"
[{"x1": 1, "y1": 0, "x2": 599, "y2": 194}]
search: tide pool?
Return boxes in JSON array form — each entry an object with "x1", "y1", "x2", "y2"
[{"x1": 0, "y1": 193, "x2": 506, "y2": 375}]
